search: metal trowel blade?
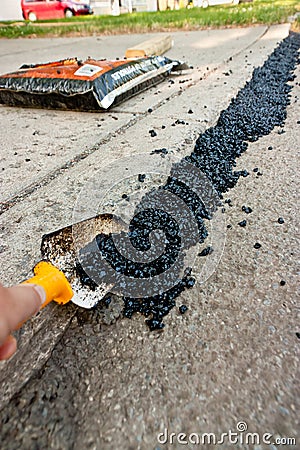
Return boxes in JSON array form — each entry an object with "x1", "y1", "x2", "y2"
[{"x1": 40, "y1": 214, "x2": 127, "y2": 309}]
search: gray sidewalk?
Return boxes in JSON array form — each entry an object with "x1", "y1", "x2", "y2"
[{"x1": 0, "y1": 25, "x2": 299, "y2": 449}]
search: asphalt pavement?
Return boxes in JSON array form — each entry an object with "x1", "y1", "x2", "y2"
[{"x1": 0, "y1": 25, "x2": 299, "y2": 449}]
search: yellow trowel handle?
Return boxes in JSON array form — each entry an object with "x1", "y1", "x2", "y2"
[{"x1": 22, "y1": 261, "x2": 73, "y2": 309}]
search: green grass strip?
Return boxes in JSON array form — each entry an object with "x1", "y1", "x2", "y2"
[{"x1": 0, "y1": 0, "x2": 299, "y2": 39}]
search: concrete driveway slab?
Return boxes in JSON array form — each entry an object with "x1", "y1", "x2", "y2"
[
  {"x1": 0, "y1": 27, "x2": 267, "y2": 73},
  {"x1": 0, "y1": 24, "x2": 298, "y2": 450},
  {"x1": 0, "y1": 26, "x2": 286, "y2": 204}
]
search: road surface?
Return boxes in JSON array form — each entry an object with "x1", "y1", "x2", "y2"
[{"x1": 0, "y1": 25, "x2": 299, "y2": 449}]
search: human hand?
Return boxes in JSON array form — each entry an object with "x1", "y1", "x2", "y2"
[{"x1": 0, "y1": 283, "x2": 45, "y2": 360}]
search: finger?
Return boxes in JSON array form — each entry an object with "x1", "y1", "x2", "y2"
[
  {"x1": 0, "y1": 284, "x2": 45, "y2": 344},
  {"x1": 0, "y1": 335, "x2": 17, "y2": 361}
]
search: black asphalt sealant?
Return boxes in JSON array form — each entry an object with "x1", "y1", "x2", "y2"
[{"x1": 80, "y1": 32, "x2": 300, "y2": 330}]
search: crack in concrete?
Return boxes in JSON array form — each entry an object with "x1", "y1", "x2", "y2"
[{"x1": 0, "y1": 27, "x2": 268, "y2": 215}]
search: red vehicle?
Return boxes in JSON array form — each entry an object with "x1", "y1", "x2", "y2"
[{"x1": 21, "y1": 0, "x2": 93, "y2": 21}]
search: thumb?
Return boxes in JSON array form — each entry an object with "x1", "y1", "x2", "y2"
[
  {"x1": 0, "y1": 335, "x2": 17, "y2": 360},
  {"x1": 0, "y1": 283, "x2": 45, "y2": 345}
]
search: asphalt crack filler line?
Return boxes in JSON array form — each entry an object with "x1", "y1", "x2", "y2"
[{"x1": 76, "y1": 32, "x2": 300, "y2": 330}]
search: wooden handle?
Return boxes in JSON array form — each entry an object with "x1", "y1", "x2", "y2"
[{"x1": 125, "y1": 35, "x2": 173, "y2": 59}]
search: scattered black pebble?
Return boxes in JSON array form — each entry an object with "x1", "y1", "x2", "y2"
[
  {"x1": 253, "y1": 167, "x2": 259, "y2": 172},
  {"x1": 186, "y1": 277, "x2": 196, "y2": 288},
  {"x1": 179, "y1": 305, "x2": 188, "y2": 314},
  {"x1": 121, "y1": 193, "x2": 128, "y2": 199},
  {"x1": 227, "y1": 224, "x2": 232, "y2": 229},
  {"x1": 149, "y1": 129, "x2": 157, "y2": 137},
  {"x1": 242, "y1": 206, "x2": 253, "y2": 214},
  {"x1": 148, "y1": 108, "x2": 153, "y2": 113},
  {"x1": 146, "y1": 318, "x2": 165, "y2": 331},
  {"x1": 268, "y1": 146, "x2": 273, "y2": 150},
  {"x1": 161, "y1": 125, "x2": 166, "y2": 129},
  {"x1": 295, "y1": 332, "x2": 300, "y2": 339},
  {"x1": 256, "y1": 171, "x2": 263, "y2": 176},
  {"x1": 25, "y1": 158, "x2": 31, "y2": 162},
  {"x1": 138, "y1": 174, "x2": 146, "y2": 183},
  {"x1": 104, "y1": 296, "x2": 112, "y2": 307},
  {"x1": 78, "y1": 33, "x2": 300, "y2": 330},
  {"x1": 238, "y1": 220, "x2": 247, "y2": 227},
  {"x1": 280, "y1": 280, "x2": 286, "y2": 286},
  {"x1": 150, "y1": 148, "x2": 168, "y2": 155},
  {"x1": 278, "y1": 217, "x2": 285, "y2": 224},
  {"x1": 198, "y1": 246, "x2": 213, "y2": 257}
]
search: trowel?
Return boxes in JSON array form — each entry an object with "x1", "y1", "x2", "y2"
[{"x1": 23, "y1": 214, "x2": 127, "y2": 310}]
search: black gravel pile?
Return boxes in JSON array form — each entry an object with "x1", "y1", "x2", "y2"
[
  {"x1": 81, "y1": 33, "x2": 300, "y2": 330},
  {"x1": 185, "y1": 34, "x2": 299, "y2": 194},
  {"x1": 97, "y1": 209, "x2": 181, "y2": 279},
  {"x1": 123, "y1": 270, "x2": 196, "y2": 331}
]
